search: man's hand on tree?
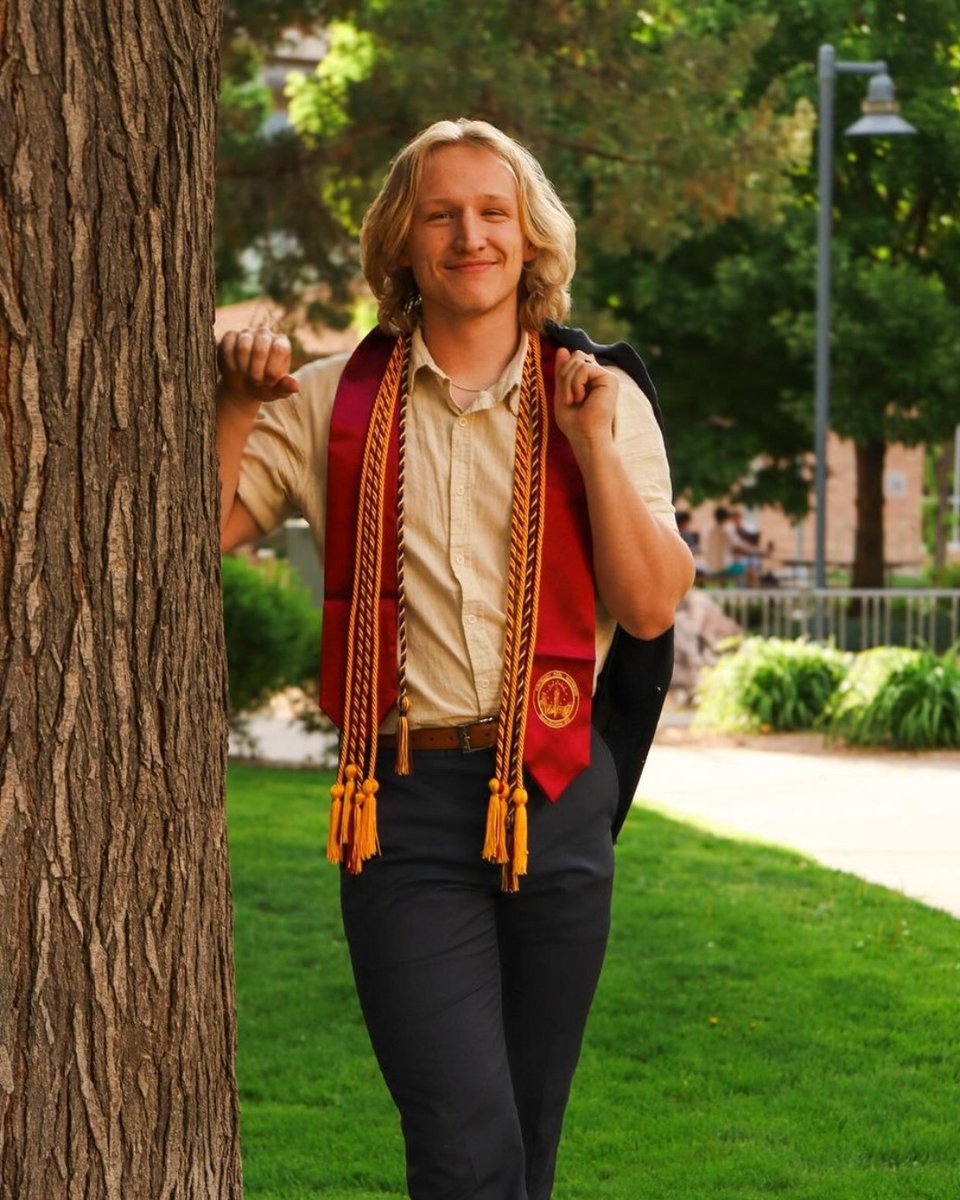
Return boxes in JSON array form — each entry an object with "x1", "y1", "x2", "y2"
[{"x1": 216, "y1": 328, "x2": 299, "y2": 404}]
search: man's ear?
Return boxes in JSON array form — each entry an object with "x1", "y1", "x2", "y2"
[{"x1": 523, "y1": 241, "x2": 537, "y2": 263}]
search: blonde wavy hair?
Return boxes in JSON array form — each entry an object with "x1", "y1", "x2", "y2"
[{"x1": 360, "y1": 119, "x2": 576, "y2": 334}]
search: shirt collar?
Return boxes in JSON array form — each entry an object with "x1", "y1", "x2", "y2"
[{"x1": 409, "y1": 327, "x2": 527, "y2": 416}]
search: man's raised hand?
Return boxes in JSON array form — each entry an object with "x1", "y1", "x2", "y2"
[
  {"x1": 552, "y1": 346, "x2": 618, "y2": 449},
  {"x1": 217, "y1": 327, "x2": 299, "y2": 403}
]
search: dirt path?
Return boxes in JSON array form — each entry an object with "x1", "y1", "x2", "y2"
[{"x1": 654, "y1": 722, "x2": 960, "y2": 769}]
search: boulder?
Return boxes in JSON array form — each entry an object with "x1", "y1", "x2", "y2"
[{"x1": 672, "y1": 588, "x2": 742, "y2": 703}]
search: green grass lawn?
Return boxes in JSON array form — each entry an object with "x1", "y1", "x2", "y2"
[{"x1": 228, "y1": 761, "x2": 960, "y2": 1200}]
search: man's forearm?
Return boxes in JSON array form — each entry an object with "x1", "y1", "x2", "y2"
[
  {"x1": 572, "y1": 436, "x2": 694, "y2": 639},
  {"x1": 216, "y1": 383, "x2": 261, "y2": 540}
]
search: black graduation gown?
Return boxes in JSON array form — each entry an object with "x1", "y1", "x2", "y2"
[{"x1": 546, "y1": 321, "x2": 675, "y2": 841}]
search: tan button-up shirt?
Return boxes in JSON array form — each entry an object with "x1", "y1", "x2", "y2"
[{"x1": 238, "y1": 329, "x2": 677, "y2": 728}]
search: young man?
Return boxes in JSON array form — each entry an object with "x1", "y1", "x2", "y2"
[{"x1": 217, "y1": 119, "x2": 694, "y2": 1200}]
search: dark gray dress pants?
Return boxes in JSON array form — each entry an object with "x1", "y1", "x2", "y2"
[{"x1": 340, "y1": 727, "x2": 617, "y2": 1200}]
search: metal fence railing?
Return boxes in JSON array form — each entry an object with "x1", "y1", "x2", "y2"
[{"x1": 703, "y1": 588, "x2": 960, "y2": 653}]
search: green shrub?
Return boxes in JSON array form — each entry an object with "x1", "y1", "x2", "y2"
[
  {"x1": 923, "y1": 560, "x2": 960, "y2": 589},
  {"x1": 822, "y1": 645, "x2": 919, "y2": 741},
  {"x1": 695, "y1": 637, "x2": 850, "y2": 733},
  {"x1": 825, "y1": 646, "x2": 960, "y2": 750},
  {"x1": 221, "y1": 555, "x2": 322, "y2": 716}
]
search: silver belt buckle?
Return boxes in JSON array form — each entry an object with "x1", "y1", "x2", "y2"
[{"x1": 456, "y1": 716, "x2": 496, "y2": 754}]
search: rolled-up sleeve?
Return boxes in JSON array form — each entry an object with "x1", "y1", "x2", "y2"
[
  {"x1": 236, "y1": 354, "x2": 349, "y2": 547},
  {"x1": 609, "y1": 366, "x2": 677, "y2": 530}
]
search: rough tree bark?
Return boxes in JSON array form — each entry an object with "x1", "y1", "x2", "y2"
[
  {"x1": 0, "y1": 2, "x2": 243, "y2": 1197},
  {"x1": 851, "y1": 438, "x2": 886, "y2": 589},
  {"x1": 932, "y1": 439, "x2": 952, "y2": 578}
]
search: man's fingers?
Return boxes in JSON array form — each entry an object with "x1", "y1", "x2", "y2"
[
  {"x1": 217, "y1": 329, "x2": 237, "y2": 374},
  {"x1": 554, "y1": 346, "x2": 576, "y2": 406},
  {"x1": 248, "y1": 329, "x2": 275, "y2": 384},
  {"x1": 263, "y1": 335, "x2": 293, "y2": 386},
  {"x1": 217, "y1": 327, "x2": 298, "y2": 400},
  {"x1": 556, "y1": 349, "x2": 596, "y2": 405},
  {"x1": 234, "y1": 329, "x2": 255, "y2": 375},
  {"x1": 274, "y1": 373, "x2": 299, "y2": 395}
]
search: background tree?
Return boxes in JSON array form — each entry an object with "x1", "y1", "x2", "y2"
[
  {"x1": 0, "y1": 3, "x2": 242, "y2": 1196},
  {"x1": 216, "y1": 0, "x2": 807, "y2": 321},
  {"x1": 591, "y1": 0, "x2": 960, "y2": 585},
  {"x1": 216, "y1": 0, "x2": 960, "y2": 586},
  {"x1": 218, "y1": 0, "x2": 359, "y2": 324}
]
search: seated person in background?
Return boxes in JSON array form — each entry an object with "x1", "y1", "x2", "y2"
[
  {"x1": 731, "y1": 508, "x2": 763, "y2": 587},
  {"x1": 702, "y1": 505, "x2": 746, "y2": 581}
]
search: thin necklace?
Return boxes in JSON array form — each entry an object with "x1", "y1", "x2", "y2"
[{"x1": 448, "y1": 374, "x2": 497, "y2": 394}]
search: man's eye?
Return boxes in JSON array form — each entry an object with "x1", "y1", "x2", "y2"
[
  {"x1": 484, "y1": 209, "x2": 508, "y2": 218},
  {"x1": 428, "y1": 211, "x2": 453, "y2": 221}
]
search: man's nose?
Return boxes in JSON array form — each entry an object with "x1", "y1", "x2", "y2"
[{"x1": 454, "y1": 211, "x2": 485, "y2": 251}]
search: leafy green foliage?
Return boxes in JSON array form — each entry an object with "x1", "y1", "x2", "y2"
[
  {"x1": 222, "y1": 0, "x2": 347, "y2": 55},
  {"x1": 214, "y1": 0, "x2": 960, "y2": 581},
  {"x1": 216, "y1": 10, "x2": 360, "y2": 322},
  {"x1": 286, "y1": 21, "x2": 374, "y2": 140},
  {"x1": 925, "y1": 562, "x2": 960, "y2": 589},
  {"x1": 696, "y1": 637, "x2": 850, "y2": 732},
  {"x1": 823, "y1": 644, "x2": 919, "y2": 734},
  {"x1": 826, "y1": 646, "x2": 960, "y2": 749},
  {"x1": 592, "y1": 0, "x2": 960, "y2": 579},
  {"x1": 221, "y1": 555, "x2": 321, "y2": 716},
  {"x1": 216, "y1": 1, "x2": 805, "y2": 315}
]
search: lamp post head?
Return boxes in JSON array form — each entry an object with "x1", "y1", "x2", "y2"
[{"x1": 846, "y1": 72, "x2": 917, "y2": 136}]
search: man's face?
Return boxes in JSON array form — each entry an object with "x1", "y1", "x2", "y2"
[{"x1": 400, "y1": 143, "x2": 535, "y2": 328}]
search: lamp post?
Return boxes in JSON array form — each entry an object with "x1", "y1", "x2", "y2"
[{"x1": 813, "y1": 44, "x2": 915, "y2": 638}]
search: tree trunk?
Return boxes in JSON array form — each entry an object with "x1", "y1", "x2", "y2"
[
  {"x1": 851, "y1": 438, "x2": 887, "y2": 589},
  {"x1": 0, "y1": 3, "x2": 242, "y2": 1197},
  {"x1": 932, "y1": 439, "x2": 952, "y2": 578}
]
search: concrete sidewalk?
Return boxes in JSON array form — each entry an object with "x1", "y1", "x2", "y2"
[
  {"x1": 231, "y1": 714, "x2": 960, "y2": 920},
  {"x1": 637, "y1": 738, "x2": 960, "y2": 919}
]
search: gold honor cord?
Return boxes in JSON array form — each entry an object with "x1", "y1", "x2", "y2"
[
  {"x1": 393, "y1": 351, "x2": 413, "y2": 778},
  {"x1": 327, "y1": 335, "x2": 410, "y2": 869},
  {"x1": 482, "y1": 332, "x2": 548, "y2": 890},
  {"x1": 328, "y1": 332, "x2": 548, "y2": 890}
]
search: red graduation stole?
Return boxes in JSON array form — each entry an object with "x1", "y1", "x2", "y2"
[{"x1": 319, "y1": 327, "x2": 595, "y2": 878}]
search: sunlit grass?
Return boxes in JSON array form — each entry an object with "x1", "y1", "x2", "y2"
[{"x1": 229, "y1": 761, "x2": 960, "y2": 1200}]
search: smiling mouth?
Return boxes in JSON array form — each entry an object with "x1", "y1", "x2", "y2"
[{"x1": 447, "y1": 261, "x2": 497, "y2": 272}]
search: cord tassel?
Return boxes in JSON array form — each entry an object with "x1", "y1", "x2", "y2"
[
  {"x1": 346, "y1": 793, "x2": 364, "y2": 873},
  {"x1": 326, "y1": 782, "x2": 345, "y2": 863},
  {"x1": 359, "y1": 777, "x2": 380, "y2": 860},
  {"x1": 482, "y1": 778, "x2": 509, "y2": 863},
  {"x1": 394, "y1": 696, "x2": 412, "y2": 775},
  {"x1": 509, "y1": 787, "x2": 529, "y2": 879},
  {"x1": 340, "y1": 764, "x2": 359, "y2": 849}
]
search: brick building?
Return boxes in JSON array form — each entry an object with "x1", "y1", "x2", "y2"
[{"x1": 684, "y1": 433, "x2": 926, "y2": 583}]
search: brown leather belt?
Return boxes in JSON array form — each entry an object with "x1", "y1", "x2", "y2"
[{"x1": 379, "y1": 717, "x2": 498, "y2": 754}]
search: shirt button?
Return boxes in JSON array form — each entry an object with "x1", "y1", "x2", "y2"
[
  {"x1": 455, "y1": 554, "x2": 465, "y2": 566},
  {"x1": 458, "y1": 417, "x2": 467, "y2": 427},
  {"x1": 456, "y1": 485, "x2": 465, "y2": 497},
  {"x1": 467, "y1": 614, "x2": 477, "y2": 624}
]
